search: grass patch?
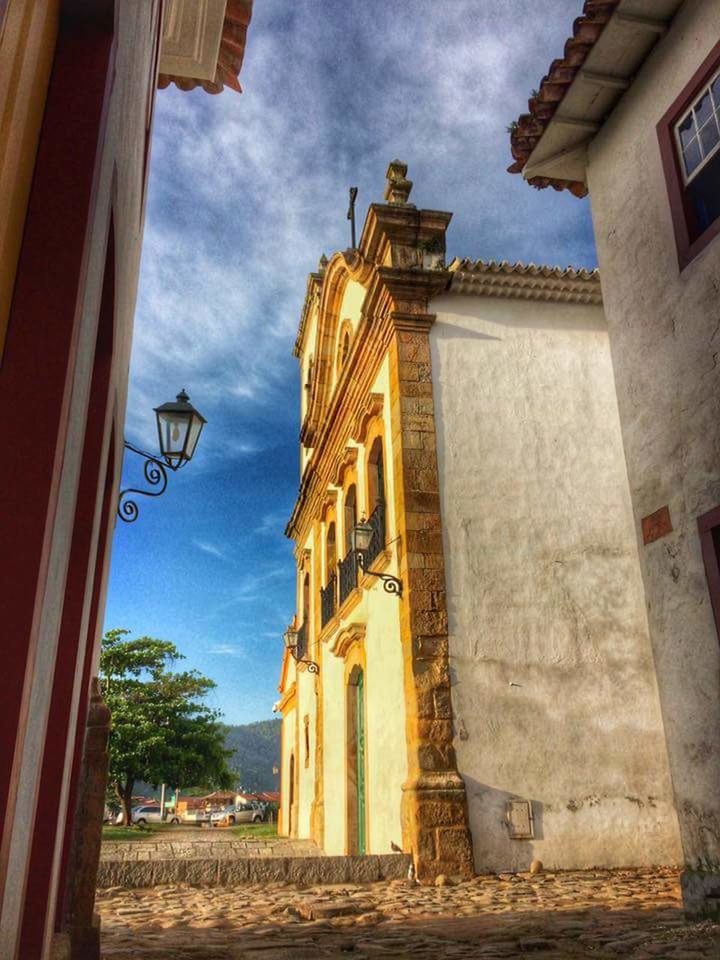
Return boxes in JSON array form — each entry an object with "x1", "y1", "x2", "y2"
[
  {"x1": 229, "y1": 822, "x2": 278, "y2": 840},
  {"x1": 102, "y1": 823, "x2": 176, "y2": 841}
]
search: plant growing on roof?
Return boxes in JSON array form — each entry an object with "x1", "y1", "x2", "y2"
[{"x1": 100, "y1": 628, "x2": 236, "y2": 827}]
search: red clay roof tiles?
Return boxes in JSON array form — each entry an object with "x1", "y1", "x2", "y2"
[{"x1": 508, "y1": 0, "x2": 621, "y2": 197}]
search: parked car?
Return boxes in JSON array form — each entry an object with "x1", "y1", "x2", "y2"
[
  {"x1": 114, "y1": 804, "x2": 180, "y2": 825},
  {"x1": 212, "y1": 802, "x2": 264, "y2": 825}
]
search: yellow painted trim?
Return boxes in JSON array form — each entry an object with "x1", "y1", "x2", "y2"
[{"x1": 0, "y1": 0, "x2": 60, "y2": 359}]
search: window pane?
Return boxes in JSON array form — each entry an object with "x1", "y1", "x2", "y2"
[
  {"x1": 712, "y1": 75, "x2": 720, "y2": 110},
  {"x1": 683, "y1": 137, "x2": 703, "y2": 177},
  {"x1": 687, "y1": 149, "x2": 720, "y2": 239},
  {"x1": 678, "y1": 112, "x2": 695, "y2": 150},
  {"x1": 694, "y1": 89, "x2": 713, "y2": 128},
  {"x1": 699, "y1": 116, "x2": 720, "y2": 157}
]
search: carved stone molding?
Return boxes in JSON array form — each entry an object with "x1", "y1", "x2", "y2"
[
  {"x1": 331, "y1": 446, "x2": 358, "y2": 487},
  {"x1": 352, "y1": 393, "x2": 384, "y2": 445},
  {"x1": 320, "y1": 488, "x2": 338, "y2": 521},
  {"x1": 329, "y1": 622, "x2": 366, "y2": 659}
]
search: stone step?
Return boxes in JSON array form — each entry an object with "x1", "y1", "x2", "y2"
[{"x1": 97, "y1": 853, "x2": 412, "y2": 889}]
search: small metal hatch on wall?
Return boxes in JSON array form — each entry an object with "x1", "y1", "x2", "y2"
[{"x1": 506, "y1": 799, "x2": 534, "y2": 840}]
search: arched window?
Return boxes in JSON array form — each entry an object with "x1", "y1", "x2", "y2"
[
  {"x1": 367, "y1": 438, "x2": 385, "y2": 511},
  {"x1": 326, "y1": 522, "x2": 337, "y2": 583},
  {"x1": 302, "y1": 572, "x2": 310, "y2": 625},
  {"x1": 321, "y1": 522, "x2": 338, "y2": 627},
  {"x1": 344, "y1": 485, "x2": 357, "y2": 557}
]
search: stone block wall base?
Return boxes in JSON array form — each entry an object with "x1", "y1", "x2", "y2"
[
  {"x1": 681, "y1": 867, "x2": 720, "y2": 917},
  {"x1": 401, "y1": 779, "x2": 474, "y2": 882},
  {"x1": 97, "y1": 854, "x2": 412, "y2": 888},
  {"x1": 50, "y1": 932, "x2": 71, "y2": 960},
  {"x1": 70, "y1": 913, "x2": 101, "y2": 960}
]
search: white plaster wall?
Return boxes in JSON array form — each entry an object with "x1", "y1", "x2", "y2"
[
  {"x1": 363, "y1": 579, "x2": 407, "y2": 854},
  {"x1": 586, "y1": 0, "x2": 720, "y2": 873},
  {"x1": 296, "y1": 668, "x2": 316, "y2": 838},
  {"x1": 328, "y1": 279, "x2": 367, "y2": 397},
  {"x1": 432, "y1": 291, "x2": 682, "y2": 872}
]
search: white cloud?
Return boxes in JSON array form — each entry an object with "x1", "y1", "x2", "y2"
[
  {"x1": 125, "y1": 0, "x2": 593, "y2": 462},
  {"x1": 192, "y1": 540, "x2": 225, "y2": 559},
  {"x1": 210, "y1": 643, "x2": 246, "y2": 658}
]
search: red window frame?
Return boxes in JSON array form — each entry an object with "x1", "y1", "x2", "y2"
[
  {"x1": 657, "y1": 40, "x2": 720, "y2": 271},
  {"x1": 698, "y1": 504, "x2": 720, "y2": 643}
]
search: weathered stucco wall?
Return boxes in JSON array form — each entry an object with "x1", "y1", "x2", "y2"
[
  {"x1": 296, "y1": 668, "x2": 316, "y2": 839},
  {"x1": 431, "y1": 291, "x2": 682, "y2": 872},
  {"x1": 586, "y1": 0, "x2": 720, "y2": 880}
]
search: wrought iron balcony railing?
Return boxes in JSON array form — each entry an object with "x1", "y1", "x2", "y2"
[
  {"x1": 320, "y1": 574, "x2": 337, "y2": 628},
  {"x1": 338, "y1": 547, "x2": 358, "y2": 606},
  {"x1": 365, "y1": 501, "x2": 386, "y2": 567}
]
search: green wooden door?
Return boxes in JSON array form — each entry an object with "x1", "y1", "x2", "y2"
[{"x1": 356, "y1": 671, "x2": 366, "y2": 854}]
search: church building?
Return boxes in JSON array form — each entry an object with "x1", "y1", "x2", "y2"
[{"x1": 278, "y1": 161, "x2": 683, "y2": 882}]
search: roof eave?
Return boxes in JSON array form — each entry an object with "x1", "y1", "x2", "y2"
[
  {"x1": 158, "y1": 0, "x2": 253, "y2": 96},
  {"x1": 509, "y1": 0, "x2": 684, "y2": 194}
]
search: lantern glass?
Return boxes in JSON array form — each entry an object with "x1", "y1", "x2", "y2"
[
  {"x1": 154, "y1": 390, "x2": 206, "y2": 466},
  {"x1": 283, "y1": 627, "x2": 298, "y2": 651},
  {"x1": 353, "y1": 518, "x2": 373, "y2": 554},
  {"x1": 157, "y1": 411, "x2": 191, "y2": 462}
]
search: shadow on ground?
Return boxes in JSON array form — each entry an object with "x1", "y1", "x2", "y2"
[{"x1": 98, "y1": 869, "x2": 720, "y2": 959}]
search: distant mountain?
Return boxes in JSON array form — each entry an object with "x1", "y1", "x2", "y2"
[{"x1": 224, "y1": 718, "x2": 281, "y2": 793}]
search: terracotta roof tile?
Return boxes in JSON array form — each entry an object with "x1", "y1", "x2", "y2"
[
  {"x1": 449, "y1": 257, "x2": 601, "y2": 304},
  {"x1": 159, "y1": 0, "x2": 253, "y2": 95},
  {"x1": 507, "y1": 0, "x2": 620, "y2": 196}
]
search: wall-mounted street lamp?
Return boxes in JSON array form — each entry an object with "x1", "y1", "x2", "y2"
[
  {"x1": 352, "y1": 517, "x2": 403, "y2": 597},
  {"x1": 283, "y1": 624, "x2": 319, "y2": 674},
  {"x1": 117, "y1": 389, "x2": 206, "y2": 523}
]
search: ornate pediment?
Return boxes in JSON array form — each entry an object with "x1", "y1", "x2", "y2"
[
  {"x1": 331, "y1": 447, "x2": 359, "y2": 487},
  {"x1": 329, "y1": 622, "x2": 366, "y2": 659},
  {"x1": 352, "y1": 393, "x2": 384, "y2": 444}
]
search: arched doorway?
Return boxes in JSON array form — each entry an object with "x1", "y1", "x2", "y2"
[{"x1": 346, "y1": 666, "x2": 366, "y2": 855}]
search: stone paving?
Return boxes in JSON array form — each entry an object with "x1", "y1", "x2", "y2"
[{"x1": 98, "y1": 867, "x2": 720, "y2": 959}]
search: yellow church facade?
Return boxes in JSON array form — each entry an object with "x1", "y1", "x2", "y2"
[{"x1": 278, "y1": 162, "x2": 683, "y2": 882}]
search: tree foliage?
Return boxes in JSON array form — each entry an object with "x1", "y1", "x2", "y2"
[{"x1": 100, "y1": 628, "x2": 235, "y2": 825}]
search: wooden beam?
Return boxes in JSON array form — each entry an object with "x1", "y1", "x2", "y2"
[
  {"x1": 552, "y1": 114, "x2": 601, "y2": 134},
  {"x1": 615, "y1": 11, "x2": 667, "y2": 35},
  {"x1": 579, "y1": 68, "x2": 631, "y2": 91}
]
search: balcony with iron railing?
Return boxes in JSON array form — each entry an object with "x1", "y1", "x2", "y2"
[
  {"x1": 338, "y1": 547, "x2": 358, "y2": 606},
  {"x1": 320, "y1": 573, "x2": 337, "y2": 628},
  {"x1": 365, "y1": 501, "x2": 385, "y2": 567}
]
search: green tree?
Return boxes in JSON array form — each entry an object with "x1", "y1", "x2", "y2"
[{"x1": 100, "y1": 628, "x2": 235, "y2": 826}]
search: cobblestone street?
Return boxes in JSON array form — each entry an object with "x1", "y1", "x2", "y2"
[{"x1": 98, "y1": 867, "x2": 720, "y2": 959}]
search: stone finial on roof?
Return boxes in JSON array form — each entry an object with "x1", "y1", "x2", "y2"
[
  {"x1": 318, "y1": 253, "x2": 328, "y2": 272},
  {"x1": 384, "y1": 160, "x2": 413, "y2": 205}
]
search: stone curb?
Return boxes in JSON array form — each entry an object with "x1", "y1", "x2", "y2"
[{"x1": 97, "y1": 853, "x2": 412, "y2": 888}]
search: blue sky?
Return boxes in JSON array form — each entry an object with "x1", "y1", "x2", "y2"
[{"x1": 104, "y1": 0, "x2": 597, "y2": 725}]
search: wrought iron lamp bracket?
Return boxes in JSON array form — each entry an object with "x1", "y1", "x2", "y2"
[
  {"x1": 356, "y1": 550, "x2": 403, "y2": 598},
  {"x1": 297, "y1": 658, "x2": 320, "y2": 675},
  {"x1": 117, "y1": 441, "x2": 184, "y2": 524}
]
